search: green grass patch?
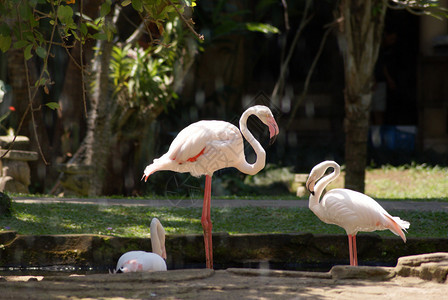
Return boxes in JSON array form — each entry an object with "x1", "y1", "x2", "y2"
[{"x1": 0, "y1": 203, "x2": 447, "y2": 239}]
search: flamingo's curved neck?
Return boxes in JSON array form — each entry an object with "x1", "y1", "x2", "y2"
[
  {"x1": 310, "y1": 161, "x2": 340, "y2": 208},
  {"x1": 237, "y1": 108, "x2": 267, "y2": 175},
  {"x1": 150, "y1": 219, "x2": 166, "y2": 258}
]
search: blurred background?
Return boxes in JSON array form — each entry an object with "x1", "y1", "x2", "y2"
[{"x1": 0, "y1": 0, "x2": 447, "y2": 197}]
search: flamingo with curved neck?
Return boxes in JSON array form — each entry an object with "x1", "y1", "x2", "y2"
[
  {"x1": 142, "y1": 105, "x2": 279, "y2": 269},
  {"x1": 116, "y1": 218, "x2": 167, "y2": 273},
  {"x1": 306, "y1": 160, "x2": 410, "y2": 266}
]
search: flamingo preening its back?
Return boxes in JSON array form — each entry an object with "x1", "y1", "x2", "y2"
[
  {"x1": 142, "y1": 105, "x2": 279, "y2": 269},
  {"x1": 115, "y1": 218, "x2": 167, "y2": 272},
  {"x1": 306, "y1": 160, "x2": 410, "y2": 266}
]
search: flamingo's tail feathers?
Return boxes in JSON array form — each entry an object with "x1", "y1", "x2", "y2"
[{"x1": 385, "y1": 215, "x2": 410, "y2": 243}]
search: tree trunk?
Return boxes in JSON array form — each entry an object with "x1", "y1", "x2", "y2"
[
  {"x1": 83, "y1": 26, "x2": 115, "y2": 196},
  {"x1": 337, "y1": 0, "x2": 386, "y2": 192},
  {"x1": 56, "y1": 0, "x2": 101, "y2": 160}
]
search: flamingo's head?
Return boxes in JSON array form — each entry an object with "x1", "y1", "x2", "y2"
[
  {"x1": 118, "y1": 259, "x2": 142, "y2": 273},
  {"x1": 253, "y1": 105, "x2": 279, "y2": 145},
  {"x1": 306, "y1": 161, "x2": 340, "y2": 196}
]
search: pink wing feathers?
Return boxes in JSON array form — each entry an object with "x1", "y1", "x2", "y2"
[
  {"x1": 143, "y1": 120, "x2": 243, "y2": 179},
  {"x1": 320, "y1": 189, "x2": 409, "y2": 241}
]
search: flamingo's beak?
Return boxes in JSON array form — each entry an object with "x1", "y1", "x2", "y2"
[
  {"x1": 141, "y1": 174, "x2": 149, "y2": 182},
  {"x1": 268, "y1": 117, "x2": 279, "y2": 145},
  {"x1": 306, "y1": 178, "x2": 315, "y2": 195}
]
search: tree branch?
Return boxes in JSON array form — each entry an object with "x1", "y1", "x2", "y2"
[
  {"x1": 166, "y1": 0, "x2": 204, "y2": 41},
  {"x1": 271, "y1": 0, "x2": 313, "y2": 100},
  {"x1": 286, "y1": 25, "x2": 333, "y2": 129}
]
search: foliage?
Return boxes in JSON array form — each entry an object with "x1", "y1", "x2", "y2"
[
  {"x1": 196, "y1": 0, "x2": 280, "y2": 42},
  {"x1": 388, "y1": 0, "x2": 448, "y2": 19},
  {"x1": 110, "y1": 18, "x2": 191, "y2": 119},
  {"x1": 0, "y1": 0, "x2": 198, "y2": 163},
  {"x1": 0, "y1": 0, "x2": 198, "y2": 93}
]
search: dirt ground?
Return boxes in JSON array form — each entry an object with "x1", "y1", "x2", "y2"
[{"x1": 1, "y1": 266, "x2": 447, "y2": 300}]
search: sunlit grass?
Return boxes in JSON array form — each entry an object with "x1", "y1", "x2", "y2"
[
  {"x1": 327, "y1": 164, "x2": 448, "y2": 201},
  {"x1": 1, "y1": 164, "x2": 447, "y2": 239},
  {"x1": 1, "y1": 202, "x2": 447, "y2": 239}
]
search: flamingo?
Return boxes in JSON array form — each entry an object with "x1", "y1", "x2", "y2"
[
  {"x1": 115, "y1": 218, "x2": 167, "y2": 272},
  {"x1": 305, "y1": 160, "x2": 410, "y2": 266},
  {"x1": 142, "y1": 105, "x2": 279, "y2": 269}
]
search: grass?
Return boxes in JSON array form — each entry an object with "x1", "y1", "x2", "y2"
[
  {"x1": 327, "y1": 164, "x2": 448, "y2": 201},
  {"x1": 0, "y1": 202, "x2": 447, "y2": 238},
  {"x1": 0, "y1": 164, "x2": 447, "y2": 238}
]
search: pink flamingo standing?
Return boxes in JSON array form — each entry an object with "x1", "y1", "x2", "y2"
[
  {"x1": 142, "y1": 105, "x2": 279, "y2": 269},
  {"x1": 306, "y1": 160, "x2": 410, "y2": 266}
]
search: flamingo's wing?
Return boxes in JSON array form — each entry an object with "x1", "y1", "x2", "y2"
[
  {"x1": 322, "y1": 189, "x2": 409, "y2": 240},
  {"x1": 143, "y1": 120, "x2": 242, "y2": 178},
  {"x1": 167, "y1": 120, "x2": 241, "y2": 163},
  {"x1": 138, "y1": 252, "x2": 167, "y2": 272}
]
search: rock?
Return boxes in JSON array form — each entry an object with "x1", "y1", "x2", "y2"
[
  {"x1": 0, "y1": 135, "x2": 30, "y2": 150},
  {"x1": 2, "y1": 160, "x2": 31, "y2": 186},
  {"x1": 0, "y1": 147, "x2": 37, "y2": 193},
  {"x1": 57, "y1": 164, "x2": 93, "y2": 196},
  {"x1": 0, "y1": 149, "x2": 38, "y2": 161},
  {"x1": 396, "y1": 252, "x2": 448, "y2": 283},
  {"x1": 0, "y1": 176, "x2": 29, "y2": 194},
  {"x1": 331, "y1": 265, "x2": 395, "y2": 281},
  {"x1": 227, "y1": 268, "x2": 332, "y2": 279}
]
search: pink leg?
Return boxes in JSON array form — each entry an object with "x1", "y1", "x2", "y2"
[
  {"x1": 352, "y1": 235, "x2": 358, "y2": 266},
  {"x1": 201, "y1": 175, "x2": 213, "y2": 269},
  {"x1": 348, "y1": 235, "x2": 354, "y2": 266}
]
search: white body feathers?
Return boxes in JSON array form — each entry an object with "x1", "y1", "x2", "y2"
[
  {"x1": 307, "y1": 160, "x2": 410, "y2": 240},
  {"x1": 115, "y1": 218, "x2": 167, "y2": 273},
  {"x1": 142, "y1": 105, "x2": 279, "y2": 180}
]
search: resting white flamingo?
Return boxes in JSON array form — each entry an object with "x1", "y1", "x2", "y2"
[
  {"x1": 115, "y1": 218, "x2": 167, "y2": 272},
  {"x1": 305, "y1": 160, "x2": 410, "y2": 266},
  {"x1": 142, "y1": 105, "x2": 279, "y2": 269}
]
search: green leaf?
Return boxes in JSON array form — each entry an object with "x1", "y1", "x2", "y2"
[
  {"x1": 13, "y1": 40, "x2": 28, "y2": 49},
  {"x1": 0, "y1": 35, "x2": 12, "y2": 52},
  {"x1": 24, "y1": 44, "x2": 33, "y2": 60},
  {"x1": 121, "y1": 0, "x2": 131, "y2": 7},
  {"x1": 0, "y1": 24, "x2": 10, "y2": 36},
  {"x1": 19, "y1": 4, "x2": 32, "y2": 20},
  {"x1": 245, "y1": 22, "x2": 280, "y2": 34},
  {"x1": 45, "y1": 102, "x2": 60, "y2": 110},
  {"x1": 36, "y1": 46, "x2": 46, "y2": 58},
  {"x1": 131, "y1": 0, "x2": 143, "y2": 12},
  {"x1": 34, "y1": 77, "x2": 46, "y2": 87},
  {"x1": 92, "y1": 32, "x2": 107, "y2": 40},
  {"x1": 80, "y1": 23, "x2": 88, "y2": 36},
  {"x1": 71, "y1": 30, "x2": 80, "y2": 41},
  {"x1": 57, "y1": 5, "x2": 74, "y2": 24},
  {"x1": 100, "y1": 2, "x2": 111, "y2": 17}
]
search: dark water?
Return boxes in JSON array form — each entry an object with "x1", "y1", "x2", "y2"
[
  {"x1": 0, "y1": 261, "x2": 395, "y2": 277},
  {"x1": 0, "y1": 265, "x2": 114, "y2": 277}
]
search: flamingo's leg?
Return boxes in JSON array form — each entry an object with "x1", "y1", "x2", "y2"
[
  {"x1": 348, "y1": 234, "x2": 354, "y2": 266},
  {"x1": 352, "y1": 235, "x2": 358, "y2": 266},
  {"x1": 201, "y1": 175, "x2": 213, "y2": 269}
]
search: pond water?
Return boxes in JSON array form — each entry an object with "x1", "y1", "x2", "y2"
[{"x1": 0, "y1": 261, "x2": 394, "y2": 277}]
